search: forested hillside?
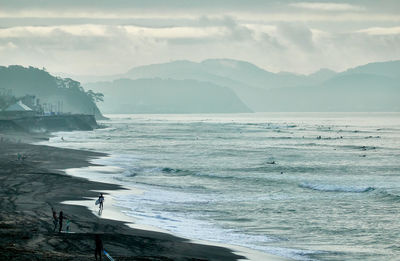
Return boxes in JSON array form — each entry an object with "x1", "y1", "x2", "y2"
[{"x1": 0, "y1": 66, "x2": 105, "y2": 119}]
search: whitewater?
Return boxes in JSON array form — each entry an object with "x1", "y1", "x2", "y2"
[{"x1": 41, "y1": 113, "x2": 400, "y2": 260}]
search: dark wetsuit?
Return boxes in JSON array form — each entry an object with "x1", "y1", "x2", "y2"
[
  {"x1": 95, "y1": 235, "x2": 103, "y2": 261},
  {"x1": 99, "y1": 195, "x2": 104, "y2": 210},
  {"x1": 52, "y1": 211, "x2": 58, "y2": 231},
  {"x1": 58, "y1": 211, "x2": 64, "y2": 232}
]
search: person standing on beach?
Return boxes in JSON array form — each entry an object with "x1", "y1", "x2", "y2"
[
  {"x1": 95, "y1": 234, "x2": 103, "y2": 261},
  {"x1": 52, "y1": 208, "x2": 58, "y2": 231},
  {"x1": 98, "y1": 194, "x2": 105, "y2": 210},
  {"x1": 65, "y1": 219, "x2": 71, "y2": 233},
  {"x1": 58, "y1": 211, "x2": 64, "y2": 233}
]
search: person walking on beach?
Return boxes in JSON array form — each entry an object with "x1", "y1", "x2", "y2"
[
  {"x1": 58, "y1": 211, "x2": 64, "y2": 233},
  {"x1": 95, "y1": 234, "x2": 103, "y2": 261},
  {"x1": 52, "y1": 208, "x2": 58, "y2": 231},
  {"x1": 98, "y1": 194, "x2": 105, "y2": 210}
]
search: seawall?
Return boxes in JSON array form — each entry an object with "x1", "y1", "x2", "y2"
[{"x1": 0, "y1": 114, "x2": 98, "y2": 133}]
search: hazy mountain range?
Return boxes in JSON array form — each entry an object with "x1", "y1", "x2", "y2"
[
  {"x1": 79, "y1": 59, "x2": 399, "y2": 113},
  {"x1": 86, "y1": 78, "x2": 251, "y2": 114}
]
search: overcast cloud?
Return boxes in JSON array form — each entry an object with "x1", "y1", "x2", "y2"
[{"x1": 0, "y1": 0, "x2": 399, "y2": 75}]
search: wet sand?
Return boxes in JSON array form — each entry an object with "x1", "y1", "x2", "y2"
[{"x1": 0, "y1": 140, "x2": 246, "y2": 260}]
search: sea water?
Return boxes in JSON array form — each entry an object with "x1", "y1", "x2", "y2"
[{"x1": 42, "y1": 113, "x2": 400, "y2": 260}]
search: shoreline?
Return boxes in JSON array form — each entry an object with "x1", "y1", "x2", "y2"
[
  {"x1": 47, "y1": 142, "x2": 291, "y2": 261},
  {"x1": 0, "y1": 140, "x2": 244, "y2": 260},
  {"x1": 61, "y1": 180, "x2": 289, "y2": 261},
  {"x1": 0, "y1": 137, "x2": 288, "y2": 260}
]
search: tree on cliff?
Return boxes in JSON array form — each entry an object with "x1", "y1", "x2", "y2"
[{"x1": 86, "y1": 90, "x2": 104, "y2": 103}]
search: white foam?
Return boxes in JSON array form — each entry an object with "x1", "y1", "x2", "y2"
[{"x1": 113, "y1": 187, "x2": 316, "y2": 261}]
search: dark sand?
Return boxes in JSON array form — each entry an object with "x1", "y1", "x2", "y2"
[{"x1": 0, "y1": 140, "x2": 244, "y2": 260}]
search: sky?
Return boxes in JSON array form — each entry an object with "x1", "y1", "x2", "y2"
[{"x1": 0, "y1": 0, "x2": 400, "y2": 75}]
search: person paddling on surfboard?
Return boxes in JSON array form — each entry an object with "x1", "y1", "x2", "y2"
[{"x1": 98, "y1": 193, "x2": 104, "y2": 210}]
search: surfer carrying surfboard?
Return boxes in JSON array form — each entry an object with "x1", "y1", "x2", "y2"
[{"x1": 98, "y1": 193, "x2": 105, "y2": 210}]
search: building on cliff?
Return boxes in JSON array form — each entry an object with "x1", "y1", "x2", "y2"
[
  {"x1": 0, "y1": 100, "x2": 36, "y2": 119},
  {"x1": 5, "y1": 100, "x2": 33, "y2": 112}
]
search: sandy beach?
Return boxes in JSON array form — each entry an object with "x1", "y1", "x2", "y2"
[
  {"x1": 0, "y1": 137, "x2": 290, "y2": 260},
  {"x1": 0, "y1": 140, "x2": 248, "y2": 260}
]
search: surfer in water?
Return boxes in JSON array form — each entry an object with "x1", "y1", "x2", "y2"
[{"x1": 98, "y1": 194, "x2": 105, "y2": 210}]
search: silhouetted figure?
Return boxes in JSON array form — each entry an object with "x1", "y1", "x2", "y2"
[
  {"x1": 98, "y1": 194, "x2": 104, "y2": 210},
  {"x1": 95, "y1": 234, "x2": 103, "y2": 261},
  {"x1": 58, "y1": 211, "x2": 64, "y2": 233},
  {"x1": 52, "y1": 208, "x2": 58, "y2": 231},
  {"x1": 66, "y1": 219, "x2": 70, "y2": 232}
]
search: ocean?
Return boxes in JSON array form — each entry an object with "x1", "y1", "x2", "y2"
[{"x1": 41, "y1": 113, "x2": 400, "y2": 260}]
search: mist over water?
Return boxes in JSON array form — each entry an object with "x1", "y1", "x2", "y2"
[{"x1": 43, "y1": 113, "x2": 400, "y2": 260}]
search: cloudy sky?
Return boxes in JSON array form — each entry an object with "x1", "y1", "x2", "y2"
[{"x1": 0, "y1": 0, "x2": 399, "y2": 75}]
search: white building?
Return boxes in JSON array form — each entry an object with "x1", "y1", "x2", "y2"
[{"x1": 5, "y1": 101, "x2": 33, "y2": 111}]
